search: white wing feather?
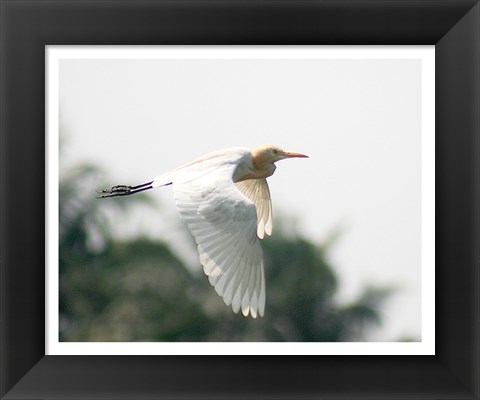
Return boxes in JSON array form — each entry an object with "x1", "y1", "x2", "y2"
[
  {"x1": 235, "y1": 179, "x2": 273, "y2": 239},
  {"x1": 170, "y1": 149, "x2": 266, "y2": 318}
]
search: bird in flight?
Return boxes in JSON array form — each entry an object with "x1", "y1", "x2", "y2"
[{"x1": 99, "y1": 144, "x2": 308, "y2": 318}]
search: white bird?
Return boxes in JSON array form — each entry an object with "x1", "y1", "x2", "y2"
[{"x1": 99, "y1": 144, "x2": 308, "y2": 318}]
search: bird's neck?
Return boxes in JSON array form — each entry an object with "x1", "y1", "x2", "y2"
[{"x1": 236, "y1": 157, "x2": 276, "y2": 182}]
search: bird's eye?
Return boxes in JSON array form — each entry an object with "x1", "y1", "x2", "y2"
[{"x1": 272, "y1": 149, "x2": 278, "y2": 155}]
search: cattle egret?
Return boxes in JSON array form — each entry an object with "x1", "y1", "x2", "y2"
[{"x1": 99, "y1": 144, "x2": 308, "y2": 318}]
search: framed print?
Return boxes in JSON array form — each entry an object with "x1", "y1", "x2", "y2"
[{"x1": 1, "y1": 1, "x2": 479, "y2": 399}]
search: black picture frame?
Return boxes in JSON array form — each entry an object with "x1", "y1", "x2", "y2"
[{"x1": 1, "y1": 1, "x2": 479, "y2": 399}]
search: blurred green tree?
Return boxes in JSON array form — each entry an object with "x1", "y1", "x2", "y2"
[{"x1": 59, "y1": 164, "x2": 392, "y2": 342}]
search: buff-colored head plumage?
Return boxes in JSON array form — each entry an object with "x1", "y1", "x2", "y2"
[
  {"x1": 239, "y1": 144, "x2": 308, "y2": 181},
  {"x1": 252, "y1": 144, "x2": 308, "y2": 165}
]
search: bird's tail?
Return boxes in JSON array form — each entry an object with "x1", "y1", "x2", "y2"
[{"x1": 151, "y1": 172, "x2": 173, "y2": 189}]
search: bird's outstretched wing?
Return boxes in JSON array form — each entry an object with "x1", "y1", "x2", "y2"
[
  {"x1": 235, "y1": 178, "x2": 273, "y2": 239},
  {"x1": 171, "y1": 160, "x2": 266, "y2": 318}
]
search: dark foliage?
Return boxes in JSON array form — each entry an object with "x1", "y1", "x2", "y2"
[{"x1": 59, "y1": 165, "x2": 391, "y2": 342}]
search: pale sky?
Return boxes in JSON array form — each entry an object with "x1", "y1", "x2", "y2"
[{"x1": 58, "y1": 48, "x2": 428, "y2": 341}]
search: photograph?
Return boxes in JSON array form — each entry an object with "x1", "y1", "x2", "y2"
[{"x1": 52, "y1": 47, "x2": 431, "y2": 348}]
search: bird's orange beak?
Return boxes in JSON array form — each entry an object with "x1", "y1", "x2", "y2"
[{"x1": 283, "y1": 151, "x2": 309, "y2": 159}]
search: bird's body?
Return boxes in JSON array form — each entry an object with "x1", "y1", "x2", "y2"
[{"x1": 99, "y1": 144, "x2": 307, "y2": 318}]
